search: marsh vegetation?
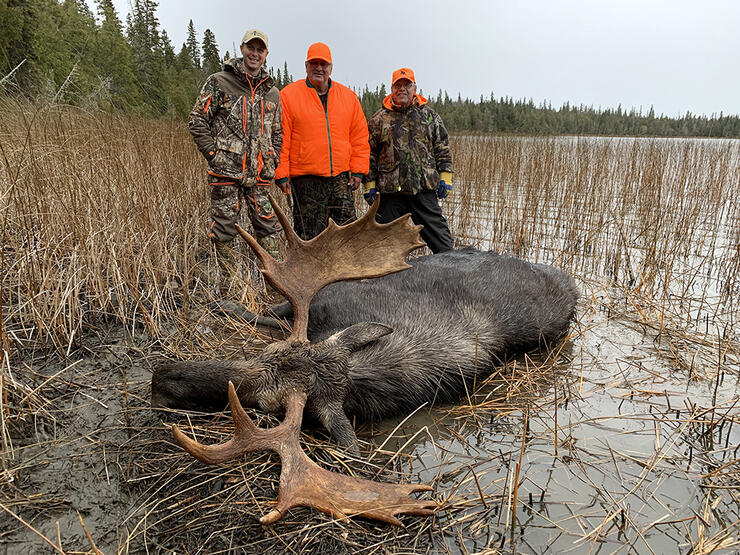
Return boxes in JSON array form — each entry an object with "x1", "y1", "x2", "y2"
[{"x1": 1, "y1": 99, "x2": 738, "y2": 553}]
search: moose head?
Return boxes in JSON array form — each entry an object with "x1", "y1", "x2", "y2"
[{"x1": 164, "y1": 197, "x2": 437, "y2": 525}]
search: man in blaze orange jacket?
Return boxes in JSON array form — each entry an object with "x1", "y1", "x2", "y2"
[{"x1": 275, "y1": 42, "x2": 369, "y2": 240}]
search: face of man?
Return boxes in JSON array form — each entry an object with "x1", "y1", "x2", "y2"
[
  {"x1": 391, "y1": 78, "x2": 416, "y2": 108},
  {"x1": 240, "y1": 39, "x2": 268, "y2": 75},
  {"x1": 305, "y1": 59, "x2": 332, "y2": 93}
]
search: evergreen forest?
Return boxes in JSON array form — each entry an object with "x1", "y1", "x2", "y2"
[{"x1": 2, "y1": 0, "x2": 739, "y2": 138}]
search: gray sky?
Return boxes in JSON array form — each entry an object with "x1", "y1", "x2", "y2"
[{"x1": 97, "y1": 0, "x2": 740, "y2": 117}]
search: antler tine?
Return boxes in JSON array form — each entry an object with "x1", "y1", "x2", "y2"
[
  {"x1": 172, "y1": 382, "x2": 306, "y2": 464},
  {"x1": 173, "y1": 385, "x2": 437, "y2": 525},
  {"x1": 234, "y1": 193, "x2": 304, "y2": 258},
  {"x1": 268, "y1": 193, "x2": 303, "y2": 250}
]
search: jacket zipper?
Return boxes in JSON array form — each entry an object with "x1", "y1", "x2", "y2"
[{"x1": 316, "y1": 86, "x2": 333, "y2": 176}]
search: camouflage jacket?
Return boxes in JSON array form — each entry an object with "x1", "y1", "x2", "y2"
[
  {"x1": 188, "y1": 60, "x2": 282, "y2": 183},
  {"x1": 366, "y1": 94, "x2": 452, "y2": 194}
]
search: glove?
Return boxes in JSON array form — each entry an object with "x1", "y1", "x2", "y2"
[
  {"x1": 276, "y1": 177, "x2": 290, "y2": 195},
  {"x1": 363, "y1": 181, "x2": 377, "y2": 205},
  {"x1": 348, "y1": 174, "x2": 362, "y2": 191},
  {"x1": 205, "y1": 147, "x2": 217, "y2": 162},
  {"x1": 437, "y1": 171, "x2": 452, "y2": 199}
]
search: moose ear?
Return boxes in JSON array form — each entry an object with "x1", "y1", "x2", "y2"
[{"x1": 330, "y1": 322, "x2": 393, "y2": 352}]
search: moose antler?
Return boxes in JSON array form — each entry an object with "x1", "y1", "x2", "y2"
[
  {"x1": 173, "y1": 383, "x2": 436, "y2": 525},
  {"x1": 171, "y1": 195, "x2": 433, "y2": 525},
  {"x1": 235, "y1": 195, "x2": 425, "y2": 341}
]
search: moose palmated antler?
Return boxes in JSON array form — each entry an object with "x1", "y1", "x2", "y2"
[
  {"x1": 235, "y1": 195, "x2": 425, "y2": 342},
  {"x1": 173, "y1": 382, "x2": 436, "y2": 525}
]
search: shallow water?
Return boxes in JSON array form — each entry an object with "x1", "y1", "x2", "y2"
[{"x1": 377, "y1": 303, "x2": 739, "y2": 553}]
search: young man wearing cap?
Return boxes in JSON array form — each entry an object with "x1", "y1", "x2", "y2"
[
  {"x1": 364, "y1": 68, "x2": 454, "y2": 253},
  {"x1": 275, "y1": 42, "x2": 369, "y2": 240},
  {"x1": 188, "y1": 29, "x2": 284, "y2": 291}
]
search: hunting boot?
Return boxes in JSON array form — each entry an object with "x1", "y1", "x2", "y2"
[{"x1": 213, "y1": 239, "x2": 237, "y2": 294}]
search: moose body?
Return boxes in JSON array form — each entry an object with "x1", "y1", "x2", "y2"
[
  {"x1": 307, "y1": 248, "x2": 577, "y2": 419},
  {"x1": 153, "y1": 247, "x2": 578, "y2": 447}
]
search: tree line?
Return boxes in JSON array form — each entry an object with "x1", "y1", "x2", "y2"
[{"x1": 2, "y1": 0, "x2": 738, "y2": 138}]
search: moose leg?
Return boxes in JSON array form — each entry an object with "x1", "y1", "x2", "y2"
[{"x1": 315, "y1": 403, "x2": 359, "y2": 453}]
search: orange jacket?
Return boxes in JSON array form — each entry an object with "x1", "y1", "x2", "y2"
[{"x1": 276, "y1": 78, "x2": 369, "y2": 179}]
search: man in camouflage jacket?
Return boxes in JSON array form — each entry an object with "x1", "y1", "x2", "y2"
[
  {"x1": 188, "y1": 29, "x2": 284, "y2": 287},
  {"x1": 364, "y1": 68, "x2": 454, "y2": 253}
]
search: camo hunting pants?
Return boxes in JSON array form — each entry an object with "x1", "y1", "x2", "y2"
[
  {"x1": 207, "y1": 176, "x2": 284, "y2": 256},
  {"x1": 290, "y1": 173, "x2": 357, "y2": 240}
]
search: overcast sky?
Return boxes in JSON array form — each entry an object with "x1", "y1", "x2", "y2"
[{"x1": 94, "y1": 0, "x2": 740, "y2": 117}]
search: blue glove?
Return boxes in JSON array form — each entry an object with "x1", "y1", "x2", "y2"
[
  {"x1": 363, "y1": 181, "x2": 377, "y2": 205},
  {"x1": 364, "y1": 188, "x2": 377, "y2": 205},
  {"x1": 437, "y1": 180, "x2": 452, "y2": 199}
]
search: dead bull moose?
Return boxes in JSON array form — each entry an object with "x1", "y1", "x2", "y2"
[{"x1": 151, "y1": 197, "x2": 579, "y2": 525}]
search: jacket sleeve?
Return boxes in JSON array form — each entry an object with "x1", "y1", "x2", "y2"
[
  {"x1": 348, "y1": 94, "x2": 370, "y2": 176},
  {"x1": 431, "y1": 110, "x2": 453, "y2": 173},
  {"x1": 271, "y1": 90, "x2": 283, "y2": 168},
  {"x1": 188, "y1": 76, "x2": 221, "y2": 159},
  {"x1": 365, "y1": 113, "x2": 380, "y2": 183},
  {"x1": 275, "y1": 90, "x2": 292, "y2": 180}
]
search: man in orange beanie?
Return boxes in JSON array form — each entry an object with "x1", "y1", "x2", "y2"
[
  {"x1": 365, "y1": 67, "x2": 454, "y2": 253},
  {"x1": 275, "y1": 42, "x2": 369, "y2": 240}
]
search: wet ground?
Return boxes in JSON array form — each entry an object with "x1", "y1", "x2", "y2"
[{"x1": 2, "y1": 279, "x2": 737, "y2": 554}]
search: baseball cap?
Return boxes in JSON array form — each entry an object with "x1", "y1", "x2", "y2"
[
  {"x1": 306, "y1": 42, "x2": 332, "y2": 63},
  {"x1": 392, "y1": 67, "x2": 415, "y2": 84},
  {"x1": 241, "y1": 29, "x2": 268, "y2": 48}
]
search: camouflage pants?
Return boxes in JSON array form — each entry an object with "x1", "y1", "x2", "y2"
[
  {"x1": 207, "y1": 176, "x2": 283, "y2": 255},
  {"x1": 290, "y1": 173, "x2": 357, "y2": 240}
]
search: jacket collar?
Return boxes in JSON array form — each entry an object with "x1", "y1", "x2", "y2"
[
  {"x1": 305, "y1": 77, "x2": 333, "y2": 94},
  {"x1": 382, "y1": 93, "x2": 428, "y2": 111}
]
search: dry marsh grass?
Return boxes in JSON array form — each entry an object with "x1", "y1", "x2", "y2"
[{"x1": 1, "y1": 100, "x2": 739, "y2": 553}]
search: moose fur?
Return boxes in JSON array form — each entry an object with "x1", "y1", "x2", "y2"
[{"x1": 152, "y1": 248, "x2": 579, "y2": 449}]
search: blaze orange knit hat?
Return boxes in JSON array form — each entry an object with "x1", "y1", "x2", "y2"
[
  {"x1": 392, "y1": 67, "x2": 415, "y2": 84},
  {"x1": 306, "y1": 42, "x2": 332, "y2": 63}
]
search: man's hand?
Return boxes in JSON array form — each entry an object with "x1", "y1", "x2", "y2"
[
  {"x1": 437, "y1": 171, "x2": 452, "y2": 199},
  {"x1": 363, "y1": 181, "x2": 377, "y2": 205},
  {"x1": 348, "y1": 175, "x2": 362, "y2": 191},
  {"x1": 276, "y1": 178, "x2": 291, "y2": 196}
]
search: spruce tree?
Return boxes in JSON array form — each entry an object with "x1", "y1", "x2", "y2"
[
  {"x1": 282, "y1": 61, "x2": 292, "y2": 85},
  {"x1": 0, "y1": 0, "x2": 26, "y2": 82},
  {"x1": 94, "y1": 0, "x2": 140, "y2": 109},
  {"x1": 127, "y1": 0, "x2": 168, "y2": 114},
  {"x1": 186, "y1": 19, "x2": 200, "y2": 69},
  {"x1": 201, "y1": 28, "x2": 220, "y2": 76}
]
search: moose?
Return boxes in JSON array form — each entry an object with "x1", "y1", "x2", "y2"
[{"x1": 151, "y1": 197, "x2": 579, "y2": 525}]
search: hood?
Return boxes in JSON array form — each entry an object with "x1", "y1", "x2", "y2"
[{"x1": 382, "y1": 93, "x2": 428, "y2": 111}]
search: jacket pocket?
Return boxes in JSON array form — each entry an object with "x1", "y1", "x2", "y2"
[
  {"x1": 258, "y1": 153, "x2": 276, "y2": 182},
  {"x1": 207, "y1": 137, "x2": 246, "y2": 178}
]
